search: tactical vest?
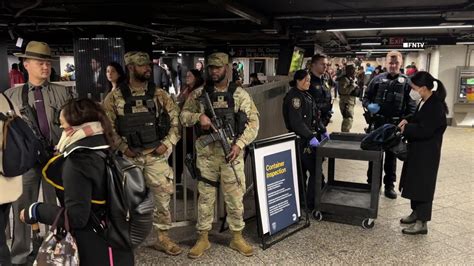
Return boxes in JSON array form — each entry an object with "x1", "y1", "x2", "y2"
[
  {"x1": 196, "y1": 83, "x2": 247, "y2": 137},
  {"x1": 116, "y1": 82, "x2": 170, "y2": 150},
  {"x1": 373, "y1": 75, "x2": 408, "y2": 118},
  {"x1": 310, "y1": 75, "x2": 332, "y2": 115}
]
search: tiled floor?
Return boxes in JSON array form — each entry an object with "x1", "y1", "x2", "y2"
[{"x1": 137, "y1": 98, "x2": 474, "y2": 265}]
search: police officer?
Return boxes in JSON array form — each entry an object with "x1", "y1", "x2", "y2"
[
  {"x1": 363, "y1": 50, "x2": 417, "y2": 199},
  {"x1": 180, "y1": 52, "x2": 259, "y2": 259},
  {"x1": 283, "y1": 70, "x2": 329, "y2": 211},
  {"x1": 309, "y1": 54, "x2": 333, "y2": 127},
  {"x1": 103, "y1": 51, "x2": 182, "y2": 255},
  {"x1": 337, "y1": 64, "x2": 359, "y2": 132}
]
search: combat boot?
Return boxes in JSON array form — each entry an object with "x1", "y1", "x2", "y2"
[
  {"x1": 188, "y1": 231, "x2": 211, "y2": 259},
  {"x1": 400, "y1": 211, "x2": 417, "y2": 224},
  {"x1": 402, "y1": 220, "x2": 428, "y2": 235},
  {"x1": 229, "y1": 231, "x2": 254, "y2": 256},
  {"x1": 153, "y1": 230, "x2": 182, "y2": 256}
]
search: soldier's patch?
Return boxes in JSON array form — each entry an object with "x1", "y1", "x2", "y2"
[
  {"x1": 398, "y1": 77, "x2": 406, "y2": 83},
  {"x1": 292, "y1": 98, "x2": 301, "y2": 109}
]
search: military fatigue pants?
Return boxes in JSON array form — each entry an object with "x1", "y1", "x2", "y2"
[
  {"x1": 196, "y1": 141, "x2": 246, "y2": 232},
  {"x1": 130, "y1": 151, "x2": 174, "y2": 231},
  {"x1": 339, "y1": 95, "x2": 356, "y2": 132}
]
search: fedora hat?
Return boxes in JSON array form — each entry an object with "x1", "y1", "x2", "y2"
[{"x1": 14, "y1": 41, "x2": 58, "y2": 61}]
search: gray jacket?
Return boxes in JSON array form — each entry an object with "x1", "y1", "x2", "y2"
[{"x1": 5, "y1": 81, "x2": 73, "y2": 145}]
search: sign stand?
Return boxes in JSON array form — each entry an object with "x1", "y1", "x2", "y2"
[{"x1": 250, "y1": 133, "x2": 310, "y2": 250}]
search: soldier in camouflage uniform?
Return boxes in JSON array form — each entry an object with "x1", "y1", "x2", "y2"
[
  {"x1": 102, "y1": 51, "x2": 182, "y2": 255},
  {"x1": 336, "y1": 64, "x2": 359, "y2": 132},
  {"x1": 180, "y1": 52, "x2": 259, "y2": 259}
]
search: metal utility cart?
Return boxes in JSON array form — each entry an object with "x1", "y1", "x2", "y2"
[{"x1": 313, "y1": 133, "x2": 383, "y2": 229}]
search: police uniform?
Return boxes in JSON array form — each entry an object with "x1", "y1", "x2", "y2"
[
  {"x1": 180, "y1": 53, "x2": 259, "y2": 258},
  {"x1": 309, "y1": 73, "x2": 333, "y2": 126},
  {"x1": 102, "y1": 51, "x2": 182, "y2": 255},
  {"x1": 363, "y1": 72, "x2": 417, "y2": 193},
  {"x1": 283, "y1": 87, "x2": 326, "y2": 210},
  {"x1": 337, "y1": 75, "x2": 358, "y2": 132}
]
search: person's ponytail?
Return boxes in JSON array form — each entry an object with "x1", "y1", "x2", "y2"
[{"x1": 434, "y1": 79, "x2": 449, "y2": 114}]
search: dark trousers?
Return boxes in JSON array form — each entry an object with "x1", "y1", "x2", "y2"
[
  {"x1": 367, "y1": 150, "x2": 397, "y2": 188},
  {"x1": 11, "y1": 167, "x2": 56, "y2": 264},
  {"x1": 301, "y1": 151, "x2": 316, "y2": 210},
  {"x1": 411, "y1": 200, "x2": 433, "y2": 222},
  {"x1": 0, "y1": 203, "x2": 12, "y2": 266}
]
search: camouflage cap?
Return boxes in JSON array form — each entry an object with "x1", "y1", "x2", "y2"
[
  {"x1": 124, "y1": 51, "x2": 151, "y2": 66},
  {"x1": 207, "y1": 52, "x2": 229, "y2": 67}
]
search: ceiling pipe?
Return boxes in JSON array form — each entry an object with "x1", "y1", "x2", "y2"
[
  {"x1": 275, "y1": 13, "x2": 442, "y2": 20},
  {"x1": 0, "y1": 20, "x2": 169, "y2": 35},
  {"x1": 14, "y1": 0, "x2": 42, "y2": 19}
]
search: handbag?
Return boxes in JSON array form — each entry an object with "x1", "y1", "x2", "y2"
[
  {"x1": 34, "y1": 209, "x2": 80, "y2": 266},
  {"x1": 389, "y1": 134, "x2": 408, "y2": 161}
]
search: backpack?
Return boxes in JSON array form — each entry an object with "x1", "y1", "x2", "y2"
[
  {"x1": 41, "y1": 146, "x2": 154, "y2": 250},
  {"x1": 360, "y1": 124, "x2": 400, "y2": 151},
  {"x1": 0, "y1": 93, "x2": 41, "y2": 177},
  {"x1": 97, "y1": 151, "x2": 154, "y2": 250}
]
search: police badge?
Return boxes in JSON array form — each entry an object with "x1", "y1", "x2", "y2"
[{"x1": 292, "y1": 98, "x2": 301, "y2": 109}]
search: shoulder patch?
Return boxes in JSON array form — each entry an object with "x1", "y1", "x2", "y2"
[
  {"x1": 398, "y1": 77, "x2": 406, "y2": 83},
  {"x1": 292, "y1": 98, "x2": 301, "y2": 109}
]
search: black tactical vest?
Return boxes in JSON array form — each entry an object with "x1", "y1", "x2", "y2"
[
  {"x1": 310, "y1": 74, "x2": 332, "y2": 115},
  {"x1": 196, "y1": 83, "x2": 247, "y2": 137},
  {"x1": 373, "y1": 75, "x2": 408, "y2": 118},
  {"x1": 116, "y1": 82, "x2": 169, "y2": 150}
]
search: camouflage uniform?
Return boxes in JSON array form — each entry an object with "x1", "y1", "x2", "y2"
[
  {"x1": 337, "y1": 76, "x2": 357, "y2": 132},
  {"x1": 102, "y1": 53, "x2": 181, "y2": 232},
  {"x1": 180, "y1": 66, "x2": 259, "y2": 232}
]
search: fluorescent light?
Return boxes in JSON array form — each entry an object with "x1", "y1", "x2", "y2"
[
  {"x1": 456, "y1": 42, "x2": 474, "y2": 45},
  {"x1": 152, "y1": 50, "x2": 165, "y2": 53},
  {"x1": 328, "y1": 25, "x2": 473, "y2": 32},
  {"x1": 360, "y1": 43, "x2": 381, "y2": 46},
  {"x1": 355, "y1": 52, "x2": 367, "y2": 54},
  {"x1": 361, "y1": 49, "x2": 424, "y2": 52}
]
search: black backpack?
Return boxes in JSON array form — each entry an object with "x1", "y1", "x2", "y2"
[
  {"x1": 97, "y1": 151, "x2": 154, "y2": 250},
  {"x1": 0, "y1": 93, "x2": 41, "y2": 177},
  {"x1": 360, "y1": 123, "x2": 401, "y2": 151}
]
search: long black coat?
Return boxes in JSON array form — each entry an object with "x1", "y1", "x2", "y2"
[{"x1": 399, "y1": 94, "x2": 447, "y2": 201}]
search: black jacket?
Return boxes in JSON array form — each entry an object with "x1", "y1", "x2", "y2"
[
  {"x1": 399, "y1": 95, "x2": 447, "y2": 201},
  {"x1": 283, "y1": 87, "x2": 326, "y2": 143},
  {"x1": 25, "y1": 135, "x2": 134, "y2": 266},
  {"x1": 309, "y1": 73, "x2": 333, "y2": 125}
]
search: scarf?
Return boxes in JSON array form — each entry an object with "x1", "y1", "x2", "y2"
[{"x1": 56, "y1": 121, "x2": 104, "y2": 153}]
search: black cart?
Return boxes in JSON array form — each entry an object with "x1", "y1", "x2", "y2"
[{"x1": 313, "y1": 132, "x2": 383, "y2": 229}]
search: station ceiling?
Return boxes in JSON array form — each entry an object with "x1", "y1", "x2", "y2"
[{"x1": 1, "y1": 0, "x2": 473, "y2": 55}]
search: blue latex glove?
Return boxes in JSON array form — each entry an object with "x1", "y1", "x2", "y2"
[
  {"x1": 322, "y1": 132, "x2": 330, "y2": 140},
  {"x1": 367, "y1": 103, "x2": 380, "y2": 114},
  {"x1": 309, "y1": 137, "x2": 320, "y2": 147}
]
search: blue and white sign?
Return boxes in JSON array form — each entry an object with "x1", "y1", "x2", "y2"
[
  {"x1": 264, "y1": 150, "x2": 299, "y2": 235},
  {"x1": 253, "y1": 138, "x2": 300, "y2": 235}
]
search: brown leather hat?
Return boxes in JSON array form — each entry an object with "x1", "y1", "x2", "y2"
[{"x1": 14, "y1": 41, "x2": 58, "y2": 61}]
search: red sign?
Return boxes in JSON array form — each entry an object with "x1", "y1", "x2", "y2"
[{"x1": 389, "y1": 37, "x2": 404, "y2": 45}]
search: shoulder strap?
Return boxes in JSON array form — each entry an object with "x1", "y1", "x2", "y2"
[
  {"x1": 226, "y1": 82, "x2": 238, "y2": 110},
  {"x1": 118, "y1": 83, "x2": 132, "y2": 100},
  {"x1": 21, "y1": 83, "x2": 29, "y2": 107},
  {"x1": 146, "y1": 82, "x2": 157, "y2": 99}
]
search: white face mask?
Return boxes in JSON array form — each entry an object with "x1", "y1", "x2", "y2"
[{"x1": 409, "y1": 89, "x2": 422, "y2": 101}]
